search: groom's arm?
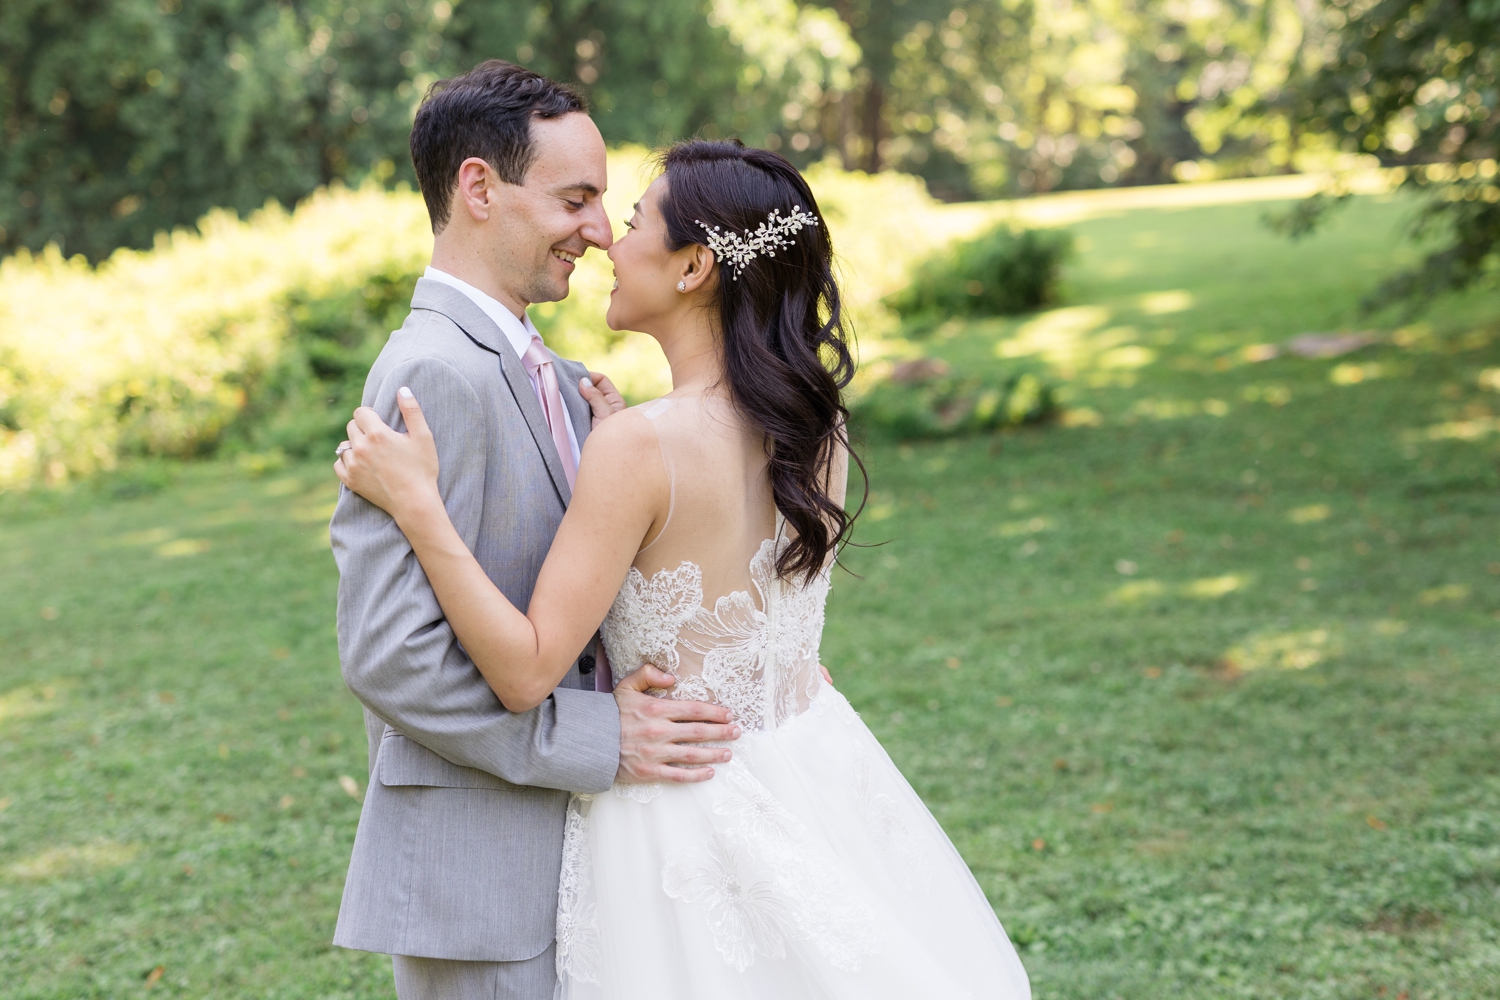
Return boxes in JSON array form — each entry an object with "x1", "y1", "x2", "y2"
[{"x1": 331, "y1": 353, "x2": 620, "y2": 794}]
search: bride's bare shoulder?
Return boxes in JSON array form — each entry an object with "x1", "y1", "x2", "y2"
[{"x1": 577, "y1": 404, "x2": 667, "y2": 479}]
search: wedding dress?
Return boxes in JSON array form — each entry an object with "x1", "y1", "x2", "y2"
[{"x1": 554, "y1": 393, "x2": 1031, "y2": 999}]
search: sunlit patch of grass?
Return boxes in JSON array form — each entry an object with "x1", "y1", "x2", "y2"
[
  {"x1": 289, "y1": 499, "x2": 338, "y2": 523},
  {"x1": 1108, "y1": 574, "x2": 1252, "y2": 604},
  {"x1": 6, "y1": 840, "x2": 140, "y2": 882},
  {"x1": 1222, "y1": 628, "x2": 1339, "y2": 671},
  {"x1": 994, "y1": 305, "x2": 1112, "y2": 368},
  {"x1": 1415, "y1": 415, "x2": 1500, "y2": 441},
  {"x1": 1419, "y1": 583, "x2": 1470, "y2": 604},
  {"x1": 1094, "y1": 344, "x2": 1155, "y2": 369},
  {"x1": 1182, "y1": 573, "x2": 1250, "y2": 598},
  {"x1": 155, "y1": 538, "x2": 210, "y2": 558},
  {"x1": 996, "y1": 516, "x2": 1052, "y2": 537},
  {"x1": 1127, "y1": 396, "x2": 1231, "y2": 420},
  {"x1": 1106, "y1": 579, "x2": 1165, "y2": 604},
  {"x1": 0, "y1": 680, "x2": 74, "y2": 724},
  {"x1": 1287, "y1": 503, "x2": 1331, "y2": 523},
  {"x1": 1138, "y1": 290, "x2": 1193, "y2": 314},
  {"x1": 113, "y1": 527, "x2": 175, "y2": 546},
  {"x1": 1330, "y1": 361, "x2": 1390, "y2": 384}
]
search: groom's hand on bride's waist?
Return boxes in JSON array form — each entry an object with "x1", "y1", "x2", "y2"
[{"x1": 613, "y1": 665, "x2": 741, "y2": 784}]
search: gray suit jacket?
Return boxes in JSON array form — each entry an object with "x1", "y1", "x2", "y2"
[{"x1": 331, "y1": 278, "x2": 621, "y2": 962}]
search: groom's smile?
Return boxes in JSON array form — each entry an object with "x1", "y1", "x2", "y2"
[{"x1": 490, "y1": 111, "x2": 610, "y2": 309}]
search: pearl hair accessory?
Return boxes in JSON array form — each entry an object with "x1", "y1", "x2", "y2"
[{"x1": 695, "y1": 206, "x2": 819, "y2": 279}]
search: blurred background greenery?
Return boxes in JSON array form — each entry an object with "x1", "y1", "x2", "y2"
[
  {"x1": 4, "y1": 0, "x2": 1496, "y2": 260},
  {"x1": 2, "y1": 0, "x2": 1496, "y2": 492},
  {"x1": 1, "y1": 1, "x2": 1498, "y2": 997}
]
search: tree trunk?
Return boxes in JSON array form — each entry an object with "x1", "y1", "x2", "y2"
[
  {"x1": 862, "y1": 78, "x2": 883, "y2": 173},
  {"x1": 836, "y1": 90, "x2": 854, "y2": 170}
]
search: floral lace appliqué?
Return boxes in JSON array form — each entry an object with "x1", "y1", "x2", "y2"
[
  {"x1": 659, "y1": 761, "x2": 879, "y2": 973},
  {"x1": 852, "y1": 739, "x2": 933, "y2": 885},
  {"x1": 662, "y1": 832, "x2": 797, "y2": 972},
  {"x1": 555, "y1": 794, "x2": 599, "y2": 984},
  {"x1": 600, "y1": 536, "x2": 830, "y2": 734}
]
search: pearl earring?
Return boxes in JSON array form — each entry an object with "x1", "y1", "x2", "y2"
[{"x1": 677, "y1": 280, "x2": 686, "y2": 292}]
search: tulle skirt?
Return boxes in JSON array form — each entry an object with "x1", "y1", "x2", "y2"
[{"x1": 553, "y1": 685, "x2": 1031, "y2": 999}]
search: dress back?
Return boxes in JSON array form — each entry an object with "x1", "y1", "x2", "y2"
[{"x1": 600, "y1": 392, "x2": 833, "y2": 733}]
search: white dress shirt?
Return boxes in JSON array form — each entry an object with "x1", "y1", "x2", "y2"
[{"x1": 423, "y1": 266, "x2": 582, "y2": 468}]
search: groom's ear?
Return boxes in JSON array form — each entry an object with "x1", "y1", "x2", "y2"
[{"x1": 454, "y1": 157, "x2": 497, "y2": 223}]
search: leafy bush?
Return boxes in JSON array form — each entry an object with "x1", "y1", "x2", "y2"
[
  {"x1": 0, "y1": 151, "x2": 947, "y2": 492},
  {"x1": 0, "y1": 183, "x2": 433, "y2": 491},
  {"x1": 850, "y1": 357, "x2": 1056, "y2": 440},
  {"x1": 888, "y1": 225, "x2": 1072, "y2": 326}
]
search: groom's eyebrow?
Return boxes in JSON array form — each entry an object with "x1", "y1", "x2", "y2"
[{"x1": 557, "y1": 181, "x2": 601, "y2": 196}]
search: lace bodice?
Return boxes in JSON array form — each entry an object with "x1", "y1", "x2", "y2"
[
  {"x1": 600, "y1": 533, "x2": 831, "y2": 732},
  {"x1": 592, "y1": 391, "x2": 842, "y2": 734}
]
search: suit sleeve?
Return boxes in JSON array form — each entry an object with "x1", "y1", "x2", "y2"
[{"x1": 330, "y1": 353, "x2": 621, "y2": 794}]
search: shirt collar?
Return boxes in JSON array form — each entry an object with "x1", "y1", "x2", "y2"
[{"x1": 422, "y1": 266, "x2": 539, "y2": 360}]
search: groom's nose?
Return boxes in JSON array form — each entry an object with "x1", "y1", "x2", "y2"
[{"x1": 580, "y1": 197, "x2": 613, "y2": 252}]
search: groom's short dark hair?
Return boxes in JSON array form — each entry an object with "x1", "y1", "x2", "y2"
[{"x1": 411, "y1": 60, "x2": 588, "y2": 234}]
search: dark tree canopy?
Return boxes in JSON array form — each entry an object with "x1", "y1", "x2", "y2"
[
  {"x1": 12, "y1": 0, "x2": 1482, "y2": 276},
  {"x1": 2, "y1": 0, "x2": 431, "y2": 261},
  {"x1": 0, "y1": 0, "x2": 794, "y2": 262},
  {"x1": 1281, "y1": 0, "x2": 1499, "y2": 302}
]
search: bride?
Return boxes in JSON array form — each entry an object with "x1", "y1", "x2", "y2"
[{"x1": 334, "y1": 139, "x2": 1031, "y2": 999}]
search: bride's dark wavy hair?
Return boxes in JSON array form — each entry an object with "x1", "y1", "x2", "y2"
[{"x1": 658, "y1": 139, "x2": 864, "y2": 584}]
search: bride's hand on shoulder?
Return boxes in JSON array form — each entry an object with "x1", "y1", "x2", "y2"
[
  {"x1": 579, "y1": 371, "x2": 626, "y2": 428},
  {"x1": 334, "y1": 387, "x2": 441, "y2": 522}
]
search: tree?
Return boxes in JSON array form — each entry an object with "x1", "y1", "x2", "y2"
[
  {"x1": 821, "y1": 0, "x2": 1314, "y2": 200},
  {"x1": 1276, "y1": 0, "x2": 1499, "y2": 303},
  {"x1": 0, "y1": 0, "x2": 854, "y2": 262},
  {"x1": 0, "y1": 0, "x2": 435, "y2": 262}
]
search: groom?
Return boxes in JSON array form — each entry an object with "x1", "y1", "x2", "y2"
[{"x1": 330, "y1": 61, "x2": 740, "y2": 1000}]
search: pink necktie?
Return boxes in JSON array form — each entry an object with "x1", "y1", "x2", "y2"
[{"x1": 521, "y1": 335, "x2": 578, "y2": 491}]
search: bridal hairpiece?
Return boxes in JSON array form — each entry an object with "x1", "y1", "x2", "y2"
[{"x1": 696, "y1": 206, "x2": 819, "y2": 279}]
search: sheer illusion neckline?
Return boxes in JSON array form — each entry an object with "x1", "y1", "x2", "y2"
[{"x1": 601, "y1": 528, "x2": 830, "y2": 736}]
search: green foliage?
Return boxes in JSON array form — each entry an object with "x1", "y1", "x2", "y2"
[
  {"x1": 0, "y1": 0, "x2": 435, "y2": 262},
  {"x1": 889, "y1": 225, "x2": 1072, "y2": 323},
  {"x1": 5, "y1": 0, "x2": 1398, "y2": 262},
  {"x1": 4, "y1": 191, "x2": 1499, "y2": 997},
  {"x1": 0, "y1": 183, "x2": 434, "y2": 491},
  {"x1": 235, "y1": 269, "x2": 418, "y2": 458},
  {"x1": 1278, "y1": 0, "x2": 1500, "y2": 304},
  {"x1": 826, "y1": 0, "x2": 1321, "y2": 199},
  {"x1": 0, "y1": 152, "x2": 950, "y2": 492},
  {"x1": 851, "y1": 366, "x2": 1055, "y2": 439},
  {"x1": 0, "y1": 0, "x2": 851, "y2": 262}
]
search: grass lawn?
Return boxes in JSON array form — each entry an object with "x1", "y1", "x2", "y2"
[{"x1": 3, "y1": 186, "x2": 1499, "y2": 998}]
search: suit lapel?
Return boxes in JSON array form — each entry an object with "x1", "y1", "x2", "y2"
[
  {"x1": 411, "y1": 279, "x2": 573, "y2": 506},
  {"x1": 555, "y1": 356, "x2": 593, "y2": 451}
]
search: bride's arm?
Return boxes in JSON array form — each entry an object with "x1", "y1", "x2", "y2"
[{"x1": 336, "y1": 388, "x2": 668, "y2": 713}]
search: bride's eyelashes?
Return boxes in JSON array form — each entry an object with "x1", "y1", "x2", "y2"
[{"x1": 622, "y1": 218, "x2": 635, "y2": 230}]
